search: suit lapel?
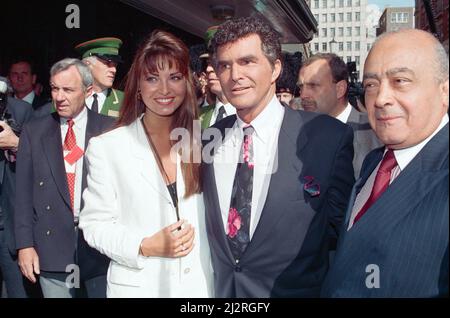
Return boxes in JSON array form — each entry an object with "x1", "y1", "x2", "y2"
[
  {"x1": 130, "y1": 118, "x2": 172, "y2": 203},
  {"x1": 42, "y1": 113, "x2": 71, "y2": 208},
  {"x1": 343, "y1": 148, "x2": 383, "y2": 226},
  {"x1": 248, "y1": 108, "x2": 306, "y2": 250}
]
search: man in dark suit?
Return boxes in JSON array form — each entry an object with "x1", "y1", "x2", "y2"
[
  {"x1": 8, "y1": 59, "x2": 49, "y2": 112},
  {"x1": 321, "y1": 29, "x2": 449, "y2": 297},
  {"x1": 202, "y1": 16, "x2": 355, "y2": 298},
  {"x1": 14, "y1": 58, "x2": 113, "y2": 298},
  {"x1": 298, "y1": 53, "x2": 381, "y2": 179},
  {"x1": 0, "y1": 86, "x2": 33, "y2": 297}
]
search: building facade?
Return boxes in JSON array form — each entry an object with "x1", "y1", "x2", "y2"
[
  {"x1": 308, "y1": 0, "x2": 377, "y2": 80},
  {"x1": 415, "y1": 0, "x2": 449, "y2": 52},
  {"x1": 377, "y1": 7, "x2": 415, "y2": 35}
]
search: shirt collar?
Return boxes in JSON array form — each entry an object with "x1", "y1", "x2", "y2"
[
  {"x1": 335, "y1": 103, "x2": 353, "y2": 123},
  {"x1": 17, "y1": 90, "x2": 35, "y2": 104},
  {"x1": 235, "y1": 95, "x2": 284, "y2": 144},
  {"x1": 60, "y1": 106, "x2": 88, "y2": 127},
  {"x1": 389, "y1": 114, "x2": 449, "y2": 171}
]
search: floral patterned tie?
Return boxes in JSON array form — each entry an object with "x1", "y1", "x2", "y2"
[{"x1": 227, "y1": 125, "x2": 254, "y2": 261}]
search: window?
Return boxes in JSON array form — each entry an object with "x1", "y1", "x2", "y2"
[
  {"x1": 346, "y1": 27, "x2": 352, "y2": 36},
  {"x1": 314, "y1": 14, "x2": 319, "y2": 22},
  {"x1": 347, "y1": 41, "x2": 352, "y2": 51},
  {"x1": 347, "y1": 56, "x2": 352, "y2": 63},
  {"x1": 367, "y1": 43, "x2": 371, "y2": 51},
  {"x1": 330, "y1": 0, "x2": 335, "y2": 8},
  {"x1": 330, "y1": 28, "x2": 336, "y2": 37},
  {"x1": 355, "y1": 0, "x2": 360, "y2": 5},
  {"x1": 347, "y1": 0, "x2": 352, "y2": 6},
  {"x1": 355, "y1": 26, "x2": 360, "y2": 36},
  {"x1": 355, "y1": 11, "x2": 360, "y2": 22},
  {"x1": 390, "y1": 12, "x2": 408, "y2": 23},
  {"x1": 355, "y1": 41, "x2": 360, "y2": 50},
  {"x1": 347, "y1": 12, "x2": 352, "y2": 22},
  {"x1": 338, "y1": 13, "x2": 344, "y2": 22},
  {"x1": 314, "y1": 0, "x2": 319, "y2": 8},
  {"x1": 322, "y1": 0, "x2": 327, "y2": 8},
  {"x1": 322, "y1": 42, "x2": 327, "y2": 51},
  {"x1": 339, "y1": 0, "x2": 344, "y2": 7},
  {"x1": 331, "y1": 13, "x2": 336, "y2": 22},
  {"x1": 322, "y1": 14, "x2": 327, "y2": 23},
  {"x1": 322, "y1": 28, "x2": 327, "y2": 37},
  {"x1": 338, "y1": 27, "x2": 344, "y2": 37},
  {"x1": 355, "y1": 56, "x2": 360, "y2": 65},
  {"x1": 338, "y1": 42, "x2": 344, "y2": 51},
  {"x1": 314, "y1": 43, "x2": 319, "y2": 51}
]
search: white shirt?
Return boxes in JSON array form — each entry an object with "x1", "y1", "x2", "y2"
[
  {"x1": 85, "y1": 90, "x2": 107, "y2": 113},
  {"x1": 335, "y1": 103, "x2": 353, "y2": 123},
  {"x1": 214, "y1": 95, "x2": 285, "y2": 239},
  {"x1": 209, "y1": 98, "x2": 236, "y2": 126},
  {"x1": 60, "y1": 107, "x2": 87, "y2": 219},
  {"x1": 348, "y1": 114, "x2": 449, "y2": 230},
  {"x1": 16, "y1": 91, "x2": 35, "y2": 105}
]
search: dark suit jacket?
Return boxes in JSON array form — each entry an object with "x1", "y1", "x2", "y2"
[
  {"x1": 202, "y1": 107, "x2": 355, "y2": 297},
  {"x1": 346, "y1": 107, "x2": 381, "y2": 179},
  {"x1": 0, "y1": 97, "x2": 33, "y2": 253},
  {"x1": 31, "y1": 94, "x2": 50, "y2": 112},
  {"x1": 14, "y1": 109, "x2": 114, "y2": 280},
  {"x1": 321, "y1": 124, "x2": 449, "y2": 297}
]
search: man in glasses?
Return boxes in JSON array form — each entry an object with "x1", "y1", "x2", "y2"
[{"x1": 76, "y1": 37, "x2": 124, "y2": 118}]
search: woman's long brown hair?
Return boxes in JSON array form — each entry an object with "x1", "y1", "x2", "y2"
[{"x1": 117, "y1": 30, "x2": 201, "y2": 197}]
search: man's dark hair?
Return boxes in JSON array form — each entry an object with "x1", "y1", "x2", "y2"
[
  {"x1": 9, "y1": 58, "x2": 36, "y2": 75},
  {"x1": 210, "y1": 16, "x2": 282, "y2": 69},
  {"x1": 302, "y1": 53, "x2": 349, "y2": 98}
]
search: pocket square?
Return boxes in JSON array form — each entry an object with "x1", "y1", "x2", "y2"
[{"x1": 302, "y1": 175, "x2": 320, "y2": 197}]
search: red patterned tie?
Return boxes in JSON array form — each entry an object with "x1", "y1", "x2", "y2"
[
  {"x1": 353, "y1": 149, "x2": 398, "y2": 224},
  {"x1": 64, "y1": 119, "x2": 76, "y2": 211}
]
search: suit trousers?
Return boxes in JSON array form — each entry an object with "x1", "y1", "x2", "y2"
[{"x1": 0, "y1": 229, "x2": 27, "y2": 298}]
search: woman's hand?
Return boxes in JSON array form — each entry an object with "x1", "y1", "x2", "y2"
[{"x1": 140, "y1": 219, "x2": 195, "y2": 258}]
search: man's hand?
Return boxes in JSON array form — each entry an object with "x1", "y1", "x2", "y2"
[
  {"x1": 18, "y1": 247, "x2": 40, "y2": 283},
  {"x1": 0, "y1": 120, "x2": 19, "y2": 151}
]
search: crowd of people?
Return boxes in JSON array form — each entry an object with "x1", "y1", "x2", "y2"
[{"x1": 0, "y1": 15, "x2": 448, "y2": 298}]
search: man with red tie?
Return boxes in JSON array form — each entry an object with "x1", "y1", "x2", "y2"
[
  {"x1": 321, "y1": 29, "x2": 449, "y2": 297},
  {"x1": 14, "y1": 58, "x2": 113, "y2": 297}
]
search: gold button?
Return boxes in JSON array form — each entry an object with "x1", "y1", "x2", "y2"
[
  {"x1": 39, "y1": 181, "x2": 44, "y2": 186},
  {"x1": 184, "y1": 268, "x2": 190, "y2": 274},
  {"x1": 46, "y1": 205, "x2": 51, "y2": 211},
  {"x1": 46, "y1": 230, "x2": 51, "y2": 236}
]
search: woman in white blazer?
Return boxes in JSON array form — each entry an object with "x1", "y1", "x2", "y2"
[{"x1": 79, "y1": 30, "x2": 213, "y2": 298}]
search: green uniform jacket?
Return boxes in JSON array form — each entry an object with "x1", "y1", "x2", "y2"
[
  {"x1": 101, "y1": 88, "x2": 124, "y2": 118},
  {"x1": 199, "y1": 104, "x2": 214, "y2": 130}
]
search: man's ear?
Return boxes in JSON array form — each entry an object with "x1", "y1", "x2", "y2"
[
  {"x1": 32, "y1": 74, "x2": 37, "y2": 86},
  {"x1": 440, "y1": 79, "x2": 449, "y2": 109},
  {"x1": 271, "y1": 59, "x2": 282, "y2": 83},
  {"x1": 336, "y1": 80, "x2": 347, "y2": 100},
  {"x1": 85, "y1": 85, "x2": 93, "y2": 98}
]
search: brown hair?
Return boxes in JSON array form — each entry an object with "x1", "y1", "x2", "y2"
[{"x1": 117, "y1": 30, "x2": 201, "y2": 197}]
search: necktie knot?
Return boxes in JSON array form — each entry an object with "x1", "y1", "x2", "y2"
[
  {"x1": 379, "y1": 149, "x2": 397, "y2": 173},
  {"x1": 243, "y1": 125, "x2": 254, "y2": 135},
  {"x1": 67, "y1": 119, "x2": 74, "y2": 128},
  {"x1": 215, "y1": 105, "x2": 226, "y2": 123},
  {"x1": 91, "y1": 93, "x2": 99, "y2": 113}
]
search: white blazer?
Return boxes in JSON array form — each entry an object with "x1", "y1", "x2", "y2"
[{"x1": 79, "y1": 117, "x2": 214, "y2": 298}]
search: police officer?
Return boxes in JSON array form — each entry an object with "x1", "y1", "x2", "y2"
[{"x1": 75, "y1": 37, "x2": 124, "y2": 118}]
